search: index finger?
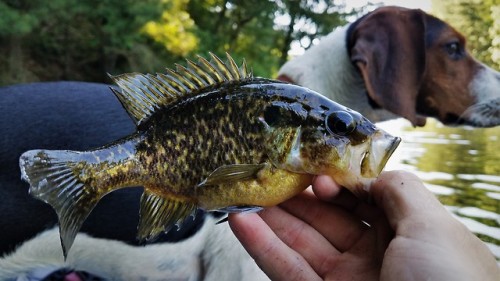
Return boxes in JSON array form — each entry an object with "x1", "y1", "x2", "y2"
[
  {"x1": 228, "y1": 212, "x2": 321, "y2": 281},
  {"x1": 369, "y1": 170, "x2": 450, "y2": 228},
  {"x1": 311, "y1": 175, "x2": 343, "y2": 200}
]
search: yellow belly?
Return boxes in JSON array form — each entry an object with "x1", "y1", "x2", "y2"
[{"x1": 196, "y1": 166, "x2": 312, "y2": 211}]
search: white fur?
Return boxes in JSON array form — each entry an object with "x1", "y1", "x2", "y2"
[
  {"x1": 0, "y1": 216, "x2": 269, "y2": 281},
  {"x1": 278, "y1": 26, "x2": 398, "y2": 123},
  {"x1": 470, "y1": 64, "x2": 500, "y2": 103},
  {"x1": 466, "y1": 64, "x2": 500, "y2": 126}
]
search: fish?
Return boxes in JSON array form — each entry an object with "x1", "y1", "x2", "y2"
[{"x1": 19, "y1": 53, "x2": 401, "y2": 258}]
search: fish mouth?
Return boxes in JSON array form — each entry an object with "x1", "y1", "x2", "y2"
[
  {"x1": 375, "y1": 135, "x2": 401, "y2": 174},
  {"x1": 361, "y1": 131, "x2": 401, "y2": 178},
  {"x1": 322, "y1": 129, "x2": 400, "y2": 199}
]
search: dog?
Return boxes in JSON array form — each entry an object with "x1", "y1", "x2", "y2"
[
  {"x1": 1, "y1": 6, "x2": 499, "y2": 280},
  {"x1": 278, "y1": 6, "x2": 500, "y2": 128}
]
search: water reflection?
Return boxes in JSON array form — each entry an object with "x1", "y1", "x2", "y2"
[{"x1": 377, "y1": 119, "x2": 500, "y2": 261}]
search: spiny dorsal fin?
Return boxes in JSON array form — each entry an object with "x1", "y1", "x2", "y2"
[{"x1": 109, "y1": 52, "x2": 252, "y2": 126}]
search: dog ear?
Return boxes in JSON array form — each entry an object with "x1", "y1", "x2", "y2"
[{"x1": 348, "y1": 7, "x2": 427, "y2": 126}]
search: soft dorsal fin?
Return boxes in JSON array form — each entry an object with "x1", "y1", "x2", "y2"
[{"x1": 109, "y1": 52, "x2": 252, "y2": 126}]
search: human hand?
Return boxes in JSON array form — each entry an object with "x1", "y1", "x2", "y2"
[{"x1": 229, "y1": 170, "x2": 500, "y2": 281}]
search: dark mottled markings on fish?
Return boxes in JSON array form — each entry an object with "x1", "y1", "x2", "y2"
[{"x1": 135, "y1": 91, "x2": 270, "y2": 195}]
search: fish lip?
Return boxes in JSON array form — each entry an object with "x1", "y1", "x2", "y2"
[
  {"x1": 360, "y1": 133, "x2": 400, "y2": 178},
  {"x1": 375, "y1": 136, "x2": 401, "y2": 174}
]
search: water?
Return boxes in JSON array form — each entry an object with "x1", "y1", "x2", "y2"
[{"x1": 377, "y1": 119, "x2": 500, "y2": 261}]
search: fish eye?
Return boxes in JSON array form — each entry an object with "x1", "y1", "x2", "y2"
[{"x1": 326, "y1": 111, "x2": 356, "y2": 135}]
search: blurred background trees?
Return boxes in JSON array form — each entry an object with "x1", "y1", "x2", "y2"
[
  {"x1": 432, "y1": 0, "x2": 500, "y2": 70},
  {"x1": 0, "y1": 0, "x2": 498, "y2": 86},
  {"x1": 0, "y1": 0, "x2": 361, "y2": 85}
]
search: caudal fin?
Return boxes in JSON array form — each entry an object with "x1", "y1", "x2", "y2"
[{"x1": 19, "y1": 149, "x2": 102, "y2": 259}]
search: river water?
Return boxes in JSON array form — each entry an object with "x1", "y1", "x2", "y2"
[{"x1": 377, "y1": 119, "x2": 500, "y2": 261}]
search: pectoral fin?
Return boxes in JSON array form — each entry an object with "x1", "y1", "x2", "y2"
[
  {"x1": 197, "y1": 163, "x2": 268, "y2": 187},
  {"x1": 138, "y1": 188, "x2": 196, "y2": 242}
]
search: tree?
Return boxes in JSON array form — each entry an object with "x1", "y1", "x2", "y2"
[
  {"x1": 0, "y1": 0, "x2": 368, "y2": 85},
  {"x1": 187, "y1": 0, "x2": 281, "y2": 77},
  {"x1": 274, "y1": 0, "x2": 357, "y2": 66},
  {"x1": 142, "y1": 0, "x2": 198, "y2": 57},
  {"x1": 0, "y1": 0, "x2": 166, "y2": 84},
  {"x1": 432, "y1": 0, "x2": 500, "y2": 70},
  {"x1": 186, "y1": 0, "x2": 360, "y2": 77}
]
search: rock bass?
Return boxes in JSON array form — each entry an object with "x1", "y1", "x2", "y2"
[{"x1": 19, "y1": 53, "x2": 400, "y2": 258}]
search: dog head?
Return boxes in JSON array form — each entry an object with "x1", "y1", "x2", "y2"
[
  {"x1": 280, "y1": 6, "x2": 500, "y2": 127},
  {"x1": 349, "y1": 6, "x2": 500, "y2": 127}
]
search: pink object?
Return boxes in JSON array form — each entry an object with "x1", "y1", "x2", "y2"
[{"x1": 64, "y1": 272, "x2": 83, "y2": 281}]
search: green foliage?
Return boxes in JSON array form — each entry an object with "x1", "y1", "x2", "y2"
[
  {"x1": 0, "y1": 0, "x2": 356, "y2": 85},
  {"x1": 187, "y1": 0, "x2": 283, "y2": 77},
  {"x1": 0, "y1": 0, "x2": 165, "y2": 84},
  {"x1": 0, "y1": 1, "x2": 38, "y2": 35},
  {"x1": 273, "y1": 0, "x2": 359, "y2": 65},
  {"x1": 142, "y1": 0, "x2": 198, "y2": 57},
  {"x1": 432, "y1": 0, "x2": 500, "y2": 70}
]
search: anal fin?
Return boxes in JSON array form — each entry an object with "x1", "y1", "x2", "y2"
[{"x1": 138, "y1": 188, "x2": 197, "y2": 242}]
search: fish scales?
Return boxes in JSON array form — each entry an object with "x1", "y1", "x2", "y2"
[
  {"x1": 19, "y1": 53, "x2": 401, "y2": 259},
  {"x1": 138, "y1": 90, "x2": 272, "y2": 193}
]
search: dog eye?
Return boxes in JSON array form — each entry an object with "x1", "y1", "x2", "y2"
[
  {"x1": 445, "y1": 42, "x2": 463, "y2": 60},
  {"x1": 326, "y1": 111, "x2": 356, "y2": 135}
]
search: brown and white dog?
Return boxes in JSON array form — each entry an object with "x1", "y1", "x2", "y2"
[
  {"x1": 1, "y1": 6, "x2": 499, "y2": 281},
  {"x1": 278, "y1": 6, "x2": 500, "y2": 127}
]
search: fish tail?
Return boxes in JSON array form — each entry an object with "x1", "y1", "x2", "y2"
[{"x1": 19, "y1": 149, "x2": 103, "y2": 259}]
